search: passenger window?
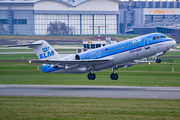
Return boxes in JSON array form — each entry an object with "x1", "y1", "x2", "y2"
[{"x1": 153, "y1": 37, "x2": 155, "y2": 40}]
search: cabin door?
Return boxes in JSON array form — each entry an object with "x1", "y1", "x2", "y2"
[{"x1": 144, "y1": 38, "x2": 150, "y2": 50}]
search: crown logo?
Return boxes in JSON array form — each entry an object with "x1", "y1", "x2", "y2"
[{"x1": 42, "y1": 46, "x2": 49, "y2": 52}]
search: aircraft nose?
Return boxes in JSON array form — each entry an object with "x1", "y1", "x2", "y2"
[{"x1": 172, "y1": 39, "x2": 176, "y2": 47}]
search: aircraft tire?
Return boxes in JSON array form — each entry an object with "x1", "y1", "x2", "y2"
[
  {"x1": 91, "y1": 73, "x2": 96, "y2": 80},
  {"x1": 156, "y1": 59, "x2": 161, "y2": 63},
  {"x1": 88, "y1": 73, "x2": 96, "y2": 80},
  {"x1": 110, "y1": 73, "x2": 114, "y2": 80},
  {"x1": 158, "y1": 59, "x2": 161, "y2": 63},
  {"x1": 114, "y1": 73, "x2": 118, "y2": 80},
  {"x1": 110, "y1": 73, "x2": 118, "y2": 80}
]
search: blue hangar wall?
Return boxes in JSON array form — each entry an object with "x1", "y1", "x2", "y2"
[{"x1": 0, "y1": 3, "x2": 34, "y2": 35}]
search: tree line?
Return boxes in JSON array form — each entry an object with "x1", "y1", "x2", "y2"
[{"x1": 47, "y1": 21, "x2": 75, "y2": 35}]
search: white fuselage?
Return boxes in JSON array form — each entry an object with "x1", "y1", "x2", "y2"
[{"x1": 50, "y1": 33, "x2": 176, "y2": 74}]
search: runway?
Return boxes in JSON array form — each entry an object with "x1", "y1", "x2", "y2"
[{"x1": 0, "y1": 85, "x2": 180, "y2": 99}]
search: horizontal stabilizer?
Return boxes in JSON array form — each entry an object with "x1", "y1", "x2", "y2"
[{"x1": 5, "y1": 42, "x2": 43, "y2": 47}]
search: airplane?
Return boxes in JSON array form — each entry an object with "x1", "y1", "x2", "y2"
[{"x1": 8, "y1": 33, "x2": 176, "y2": 80}]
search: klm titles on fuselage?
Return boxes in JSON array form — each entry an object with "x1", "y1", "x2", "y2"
[{"x1": 39, "y1": 46, "x2": 54, "y2": 59}]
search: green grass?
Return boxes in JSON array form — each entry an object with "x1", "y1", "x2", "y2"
[
  {"x1": 0, "y1": 96, "x2": 180, "y2": 120},
  {"x1": 161, "y1": 51, "x2": 180, "y2": 57},
  {"x1": 0, "y1": 51, "x2": 180, "y2": 86},
  {"x1": 0, "y1": 54, "x2": 38, "y2": 60},
  {"x1": 0, "y1": 61, "x2": 180, "y2": 86}
]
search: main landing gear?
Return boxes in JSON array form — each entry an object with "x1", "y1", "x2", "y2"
[
  {"x1": 156, "y1": 58, "x2": 161, "y2": 63},
  {"x1": 87, "y1": 67, "x2": 119, "y2": 80},
  {"x1": 110, "y1": 67, "x2": 119, "y2": 80},
  {"x1": 87, "y1": 73, "x2": 96, "y2": 80},
  {"x1": 87, "y1": 67, "x2": 96, "y2": 80}
]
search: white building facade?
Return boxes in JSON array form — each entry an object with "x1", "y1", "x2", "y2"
[{"x1": 34, "y1": 0, "x2": 120, "y2": 35}]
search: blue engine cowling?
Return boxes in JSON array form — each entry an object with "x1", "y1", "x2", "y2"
[{"x1": 41, "y1": 64, "x2": 60, "y2": 73}]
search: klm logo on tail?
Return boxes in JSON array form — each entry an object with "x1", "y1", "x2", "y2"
[{"x1": 39, "y1": 46, "x2": 54, "y2": 59}]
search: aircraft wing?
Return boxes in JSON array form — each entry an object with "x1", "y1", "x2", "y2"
[
  {"x1": 133, "y1": 60, "x2": 154, "y2": 64},
  {"x1": 28, "y1": 58, "x2": 112, "y2": 66},
  {"x1": 116, "y1": 60, "x2": 154, "y2": 69}
]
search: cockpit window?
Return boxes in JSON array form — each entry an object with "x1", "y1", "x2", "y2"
[
  {"x1": 160, "y1": 36, "x2": 166, "y2": 38},
  {"x1": 156, "y1": 36, "x2": 160, "y2": 39},
  {"x1": 153, "y1": 36, "x2": 160, "y2": 40}
]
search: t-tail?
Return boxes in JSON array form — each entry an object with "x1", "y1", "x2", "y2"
[{"x1": 7, "y1": 40, "x2": 61, "y2": 60}]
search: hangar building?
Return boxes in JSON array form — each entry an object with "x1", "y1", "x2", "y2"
[{"x1": 0, "y1": 0, "x2": 180, "y2": 35}]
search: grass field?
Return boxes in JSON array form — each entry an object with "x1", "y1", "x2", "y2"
[
  {"x1": 0, "y1": 96, "x2": 180, "y2": 120},
  {"x1": 0, "y1": 51, "x2": 180, "y2": 86},
  {"x1": 0, "y1": 58, "x2": 180, "y2": 86},
  {"x1": 162, "y1": 51, "x2": 180, "y2": 57},
  {"x1": 0, "y1": 45, "x2": 180, "y2": 120}
]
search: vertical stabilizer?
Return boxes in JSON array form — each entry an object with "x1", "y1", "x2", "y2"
[{"x1": 29, "y1": 40, "x2": 61, "y2": 60}]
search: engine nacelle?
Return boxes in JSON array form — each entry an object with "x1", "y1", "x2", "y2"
[
  {"x1": 75, "y1": 54, "x2": 81, "y2": 60},
  {"x1": 41, "y1": 64, "x2": 60, "y2": 73}
]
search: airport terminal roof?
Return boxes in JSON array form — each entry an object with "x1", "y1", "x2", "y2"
[{"x1": 0, "y1": 0, "x2": 123, "y2": 6}]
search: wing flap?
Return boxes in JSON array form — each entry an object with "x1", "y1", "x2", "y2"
[{"x1": 116, "y1": 60, "x2": 154, "y2": 69}]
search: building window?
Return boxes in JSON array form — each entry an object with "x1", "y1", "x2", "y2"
[
  {"x1": 0, "y1": 19, "x2": 27, "y2": 24},
  {"x1": 0, "y1": 19, "x2": 8, "y2": 24},
  {"x1": 35, "y1": 14, "x2": 80, "y2": 35}
]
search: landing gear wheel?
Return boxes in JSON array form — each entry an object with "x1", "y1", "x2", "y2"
[
  {"x1": 110, "y1": 73, "x2": 118, "y2": 80},
  {"x1": 87, "y1": 73, "x2": 96, "y2": 80},
  {"x1": 156, "y1": 59, "x2": 161, "y2": 63}
]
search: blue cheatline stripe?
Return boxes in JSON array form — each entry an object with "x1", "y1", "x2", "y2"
[{"x1": 79, "y1": 39, "x2": 173, "y2": 60}]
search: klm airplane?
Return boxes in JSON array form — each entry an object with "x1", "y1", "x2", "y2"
[{"x1": 9, "y1": 33, "x2": 176, "y2": 80}]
